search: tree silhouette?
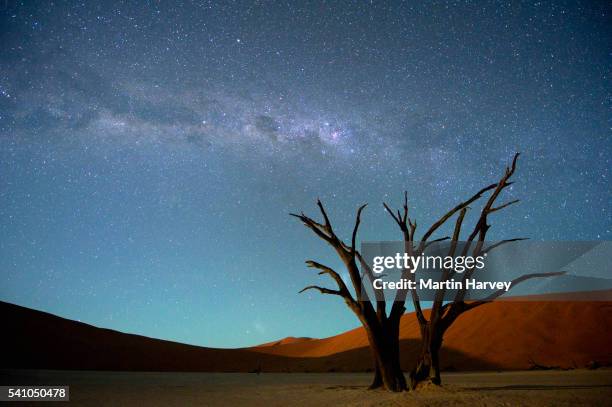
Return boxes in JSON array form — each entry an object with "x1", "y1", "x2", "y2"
[{"x1": 292, "y1": 154, "x2": 562, "y2": 391}]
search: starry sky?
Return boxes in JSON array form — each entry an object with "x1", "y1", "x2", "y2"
[{"x1": 0, "y1": 1, "x2": 610, "y2": 348}]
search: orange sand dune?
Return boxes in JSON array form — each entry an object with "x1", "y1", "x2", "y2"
[
  {"x1": 257, "y1": 336, "x2": 314, "y2": 347},
  {"x1": 252, "y1": 299, "x2": 612, "y2": 370}
]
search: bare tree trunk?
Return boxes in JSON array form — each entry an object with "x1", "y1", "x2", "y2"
[
  {"x1": 369, "y1": 361, "x2": 383, "y2": 389},
  {"x1": 369, "y1": 337, "x2": 406, "y2": 391},
  {"x1": 409, "y1": 323, "x2": 442, "y2": 388},
  {"x1": 379, "y1": 355, "x2": 407, "y2": 392},
  {"x1": 386, "y1": 319, "x2": 408, "y2": 391},
  {"x1": 364, "y1": 318, "x2": 407, "y2": 391}
]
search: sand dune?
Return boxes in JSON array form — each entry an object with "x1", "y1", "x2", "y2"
[
  {"x1": 2, "y1": 297, "x2": 611, "y2": 373},
  {"x1": 257, "y1": 336, "x2": 314, "y2": 347},
  {"x1": 252, "y1": 299, "x2": 612, "y2": 370}
]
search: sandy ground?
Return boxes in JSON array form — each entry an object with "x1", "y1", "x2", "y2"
[{"x1": 2, "y1": 369, "x2": 612, "y2": 406}]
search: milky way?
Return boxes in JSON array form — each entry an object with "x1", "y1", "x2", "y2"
[{"x1": 0, "y1": 1, "x2": 610, "y2": 347}]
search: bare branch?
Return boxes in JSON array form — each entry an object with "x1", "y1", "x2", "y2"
[
  {"x1": 431, "y1": 208, "x2": 468, "y2": 322},
  {"x1": 356, "y1": 251, "x2": 387, "y2": 322},
  {"x1": 424, "y1": 236, "x2": 450, "y2": 249},
  {"x1": 489, "y1": 199, "x2": 520, "y2": 214},
  {"x1": 461, "y1": 153, "x2": 521, "y2": 256},
  {"x1": 463, "y1": 270, "x2": 566, "y2": 311},
  {"x1": 383, "y1": 191, "x2": 411, "y2": 234},
  {"x1": 482, "y1": 238, "x2": 529, "y2": 254},
  {"x1": 409, "y1": 219, "x2": 417, "y2": 241},
  {"x1": 383, "y1": 202, "x2": 402, "y2": 228},
  {"x1": 402, "y1": 191, "x2": 409, "y2": 224},
  {"x1": 384, "y1": 193, "x2": 426, "y2": 323},
  {"x1": 447, "y1": 207, "x2": 468, "y2": 265},
  {"x1": 316, "y1": 199, "x2": 332, "y2": 231},
  {"x1": 351, "y1": 204, "x2": 368, "y2": 252},
  {"x1": 487, "y1": 270, "x2": 565, "y2": 302},
  {"x1": 306, "y1": 260, "x2": 354, "y2": 301},
  {"x1": 418, "y1": 183, "x2": 498, "y2": 248},
  {"x1": 452, "y1": 208, "x2": 468, "y2": 243},
  {"x1": 511, "y1": 151, "x2": 520, "y2": 172},
  {"x1": 482, "y1": 154, "x2": 520, "y2": 215},
  {"x1": 292, "y1": 200, "x2": 376, "y2": 319},
  {"x1": 289, "y1": 212, "x2": 333, "y2": 243},
  {"x1": 299, "y1": 285, "x2": 342, "y2": 296}
]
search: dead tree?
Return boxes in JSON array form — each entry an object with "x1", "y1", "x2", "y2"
[{"x1": 292, "y1": 153, "x2": 561, "y2": 391}]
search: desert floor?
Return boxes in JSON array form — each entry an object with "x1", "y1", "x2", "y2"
[{"x1": 2, "y1": 369, "x2": 612, "y2": 406}]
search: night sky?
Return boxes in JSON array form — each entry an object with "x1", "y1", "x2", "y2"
[{"x1": 1, "y1": 1, "x2": 610, "y2": 348}]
